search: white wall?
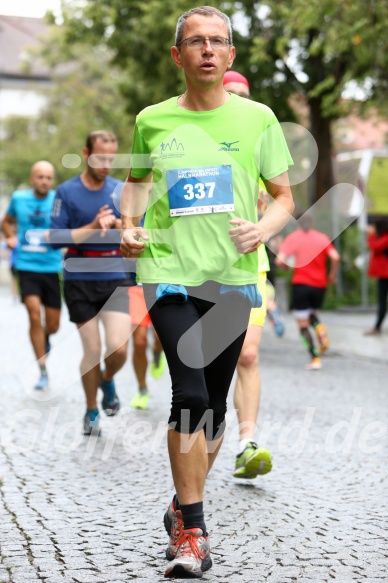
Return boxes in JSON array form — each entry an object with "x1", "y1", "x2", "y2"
[{"x1": 0, "y1": 78, "x2": 50, "y2": 118}]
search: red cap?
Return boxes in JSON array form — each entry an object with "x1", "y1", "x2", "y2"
[{"x1": 223, "y1": 71, "x2": 250, "y2": 89}]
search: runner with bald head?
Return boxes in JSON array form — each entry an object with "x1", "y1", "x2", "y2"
[
  {"x1": 2, "y1": 161, "x2": 62, "y2": 390},
  {"x1": 31, "y1": 160, "x2": 55, "y2": 181}
]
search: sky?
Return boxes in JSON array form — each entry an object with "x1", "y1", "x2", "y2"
[{"x1": 0, "y1": 0, "x2": 62, "y2": 18}]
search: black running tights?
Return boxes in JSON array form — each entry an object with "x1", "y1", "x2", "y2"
[
  {"x1": 375, "y1": 278, "x2": 388, "y2": 330},
  {"x1": 143, "y1": 282, "x2": 251, "y2": 439}
]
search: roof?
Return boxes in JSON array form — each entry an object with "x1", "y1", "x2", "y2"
[{"x1": 0, "y1": 15, "x2": 51, "y2": 80}]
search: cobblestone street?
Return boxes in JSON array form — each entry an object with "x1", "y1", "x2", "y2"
[{"x1": 0, "y1": 286, "x2": 387, "y2": 582}]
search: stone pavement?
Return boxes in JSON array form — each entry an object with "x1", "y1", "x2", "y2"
[{"x1": 0, "y1": 285, "x2": 387, "y2": 583}]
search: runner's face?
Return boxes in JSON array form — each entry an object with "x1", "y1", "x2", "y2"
[
  {"x1": 30, "y1": 165, "x2": 55, "y2": 196},
  {"x1": 172, "y1": 15, "x2": 235, "y2": 87},
  {"x1": 85, "y1": 138, "x2": 118, "y2": 183}
]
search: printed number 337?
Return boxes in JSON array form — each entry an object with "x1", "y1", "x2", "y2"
[{"x1": 183, "y1": 182, "x2": 215, "y2": 200}]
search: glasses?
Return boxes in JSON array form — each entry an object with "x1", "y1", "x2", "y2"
[
  {"x1": 89, "y1": 154, "x2": 116, "y2": 168},
  {"x1": 177, "y1": 36, "x2": 231, "y2": 50}
]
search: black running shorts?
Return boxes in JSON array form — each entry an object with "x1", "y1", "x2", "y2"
[
  {"x1": 18, "y1": 270, "x2": 62, "y2": 309},
  {"x1": 291, "y1": 283, "x2": 326, "y2": 311},
  {"x1": 64, "y1": 279, "x2": 130, "y2": 323}
]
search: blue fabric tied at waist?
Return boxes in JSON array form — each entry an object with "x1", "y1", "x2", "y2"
[
  {"x1": 156, "y1": 283, "x2": 261, "y2": 308},
  {"x1": 156, "y1": 283, "x2": 188, "y2": 303},
  {"x1": 219, "y1": 283, "x2": 262, "y2": 308}
]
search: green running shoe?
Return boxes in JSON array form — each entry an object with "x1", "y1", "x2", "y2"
[
  {"x1": 233, "y1": 441, "x2": 272, "y2": 479},
  {"x1": 150, "y1": 352, "x2": 166, "y2": 379},
  {"x1": 130, "y1": 390, "x2": 149, "y2": 410}
]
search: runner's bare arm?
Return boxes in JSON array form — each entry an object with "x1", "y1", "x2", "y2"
[
  {"x1": 120, "y1": 172, "x2": 152, "y2": 258},
  {"x1": 70, "y1": 205, "x2": 117, "y2": 244},
  {"x1": 229, "y1": 171, "x2": 294, "y2": 254},
  {"x1": 1, "y1": 214, "x2": 18, "y2": 247},
  {"x1": 328, "y1": 247, "x2": 340, "y2": 284},
  {"x1": 275, "y1": 251, "x2": 289, "y2": 269}
]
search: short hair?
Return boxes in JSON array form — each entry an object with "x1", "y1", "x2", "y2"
[
  {"x1": 298, "y1": 213, "x2": 314, "y2": 231},
  {"x1": 375, "y1": 218, "x2": 388, "y2": 237},
  {"x1": 85, "y1": 130, "x2": 118, "y2": 152},
  {"x1": 175, "y1": 6, "x2": 233, "y2": 47}
]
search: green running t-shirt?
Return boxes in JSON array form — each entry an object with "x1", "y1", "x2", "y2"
[{"x1": 130, "y1": 93, "x2": 292, "y2": 286}]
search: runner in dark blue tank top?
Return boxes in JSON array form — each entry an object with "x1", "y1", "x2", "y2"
[{"x1": 50, "y1": 130, "x2": 132, "y2": 435}]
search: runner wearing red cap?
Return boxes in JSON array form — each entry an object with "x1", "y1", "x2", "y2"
[
  {"x1": 223, "y1": 70, "x2": 250, "y2": 97},
  {"x1": 223, "y1": 70, "x2": 273, "y2": 480}
]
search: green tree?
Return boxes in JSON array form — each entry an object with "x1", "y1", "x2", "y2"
[
  {"x1": 0, "y1": 116, "x2": 42, "y2": 192},
  {"x1": 0, "y1": 42, "x2": 132, "y2": 193},
  {"x1": 59, "y1": 0, "x2": 225, "y2": 112},
  {"x1": 57, "y1": 0, "x2": 388, "y2": 204},
  {"x1": 243, "y1": 0, "x2": 388, "y2": 203}
]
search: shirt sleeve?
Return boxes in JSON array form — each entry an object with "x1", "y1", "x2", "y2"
[
  {"x1": 324, "y1": 237, "x2": 335, "y2": 255},
  {"x1": 256, "y1": 110, "x2": 293, "y2": 181},
  {"x1": 6, "y1": 195, "x2": 16, "y2": 217},
  {"x1": 368, "y1": 233, "x2": 388, "y2": 253},
  {"x1": 279, "y1": 233, "x2": 296, "y2": 258},
  {"x1": 110, "y1": 180, "x2": 123, "y2": 219},
  {"x1": 130, "y1": 123, "x2": 152, "y2": 179},
  {"x1": 49, "y1": 186, "x2": 72, "y2": 248}
]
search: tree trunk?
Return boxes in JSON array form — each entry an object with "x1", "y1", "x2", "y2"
[{"x1": 308, "y1": 97, "x2": 335, "y2": 204}]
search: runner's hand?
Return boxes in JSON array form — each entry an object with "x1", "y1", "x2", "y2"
[
  {"x1": 5, "y1": 235, "x2": 18, "y2": 249},
  {"x1": 228, "y1": 218, "x2": 265, "y2": 254},
  {"x1": 92, "y1": 205, "x2": 116, "y2": 237},
  {"x1": 121, "y1": 227, "x2": 149, "y2": 258}
]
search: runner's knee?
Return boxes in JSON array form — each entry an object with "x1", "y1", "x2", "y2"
[
  {"x1": 83, "y1": 345, "x2": 101, "y2": 363},
  {"x1": 46, "y1": 321, "x2": 60, "y2": 334},
  {"x1": 170, "y1": 399, "x2": 227, "y2": 440},
  {"x1": 28, "y1": 310, "x2": 41, "y2": 327},
  {"x1": 238, "y1": 346, "x2": 258, "y2": 368},
  {"x1": 170, "y1": 388, "x2": 209, "y2": 434},
  {"x1": 210, "y1": 411, "x2": 227, "y2": 440},
  {"x1": 133, "y1": 332, "x2": 147, "y2": 351},
  {"x1": 112, "y1": 343, "x2": 127, "y2": 360}
]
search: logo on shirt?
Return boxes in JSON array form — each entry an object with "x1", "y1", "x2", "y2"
[
  {"x1": 29, "y1": 209, "x2": 47, "y2": 228},
  {"x1": 219, "y1": 140, "x2": 240, "y2": 151},
  {"x1": 160, "y1": 138, "x2": 185, "y2": 159},
  {"x1": 51, "y1": 198, "x2": 62, "y2": 218}
]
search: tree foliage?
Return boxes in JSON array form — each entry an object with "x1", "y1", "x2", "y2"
[
  {"x1": 0, "y1": 38, "x2": 132, "y2": 193},
  {"x1": 3, "y1": 0, "x2": 388, "y2": 202},
  {"x1": 58, "y1": 1, "x2": 388, "y2": 111},
  {"x1": 56, "y1": 0, "x2": 388, "y2": 203},
  {"x1": 59, "y1": 0, "x2": 228, "y2": 114}
]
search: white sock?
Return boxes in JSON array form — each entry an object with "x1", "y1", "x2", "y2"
[{"x1": 238, "y1": 438, "x2": 255, "y2": 454}]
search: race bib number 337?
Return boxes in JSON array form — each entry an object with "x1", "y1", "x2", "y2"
[{"x1": 166, "y1": 165, "x2": 234, "y2": 217}]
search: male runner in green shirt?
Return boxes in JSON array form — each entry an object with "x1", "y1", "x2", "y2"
[{"x1": 121, "y1": 6, "x2": 294, "y2": 578}]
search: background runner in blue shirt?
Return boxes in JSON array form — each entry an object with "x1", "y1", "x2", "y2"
[
  {"x1": 50, "y1": 130, "x2": 131, "y2": 436},
  {"x1": 2, "y1": 161, "x2": 62, "y2": 390}
]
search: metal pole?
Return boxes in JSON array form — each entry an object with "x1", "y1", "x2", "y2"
[
  {"x1": 331, "y1": 153, "x2": 342, "y2": 299},
  {"x1": 357, "y1": 151, "x2": 374, "y2": 308}
]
